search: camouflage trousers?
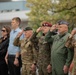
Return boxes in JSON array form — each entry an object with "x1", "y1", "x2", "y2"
[
  {"x1": 71, "y1": 47, "x2": 76, "y2": 75},
  {"x1": 38, "y1": 64, "x2": 52, "y2": 75},
  {"x1": 21, "y1": 64, "x2": 36, "y2": 75}
]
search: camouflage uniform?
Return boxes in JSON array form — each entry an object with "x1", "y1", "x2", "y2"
[
  {"x1": 13, "y1": 37, "x2": 38, "y2": 75},
  {"x1": 31, "y1": 32, "x2": 51, "y2": 75},
  {"x1": 66, "y1": 37, "x2": 76, "y2": 75},
  {"x1": 71, "y1": 42, "x2": 76, "y2": 75}
]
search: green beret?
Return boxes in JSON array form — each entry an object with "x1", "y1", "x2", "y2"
[{"x1": 24, "y1": 27, "x2": 32, "y2": 31}]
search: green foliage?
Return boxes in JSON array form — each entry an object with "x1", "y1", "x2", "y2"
[
  {"x1": 52, "y1": 0, "x2": 76, "y2": 30},
  {"x1": 26, "y1": 0, "x2": 53, "y2": 30},
  {"x1": 26, "y1": 0, "x2": 76, "y2": 30}
]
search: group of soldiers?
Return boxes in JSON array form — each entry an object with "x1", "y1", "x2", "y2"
[
  {"x1": 12, "y1": 19, "x2": 76, "y2": 75},
  {"x1": 13, "y1": 22, "x2": 53, "y2": 75},
  {"x1": 5, "y1": 17, "x2": 76, "y2": 75}
]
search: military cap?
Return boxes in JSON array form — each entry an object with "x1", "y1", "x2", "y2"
[
  {"x1": 57, "y1": 20, "x2": 69, "y2": 26},
  {"x1": 42, "y1": 22, "x2": 52, "y2": 27},
  {"x1": 24, "y1": 27, "x2": 32, "y2": 31}
]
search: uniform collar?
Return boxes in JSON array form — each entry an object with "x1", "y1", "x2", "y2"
[
  {"x1": 59, "y1": 32, "x2": 68, "y2": 38},
  {"x1": 13, "y1": 27, "x2": 20, "y2": 32}
]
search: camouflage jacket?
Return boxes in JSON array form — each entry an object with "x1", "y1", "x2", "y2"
[
  {"x1": 31, "y1": 32, "x2": 51, "y2": 65},
  {"x1": 13, "y1": 37, "x2": 38, "y2": 64},
  {"x1": 65, "y1": 36, "x2": 76, "y2": 48}
]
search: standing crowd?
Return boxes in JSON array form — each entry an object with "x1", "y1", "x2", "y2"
[{"x1": 0, "y1": 17, "x2": 76, "y2": 75}]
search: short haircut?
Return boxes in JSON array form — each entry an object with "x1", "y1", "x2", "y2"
[{"x1": 12, "y1": 17, "x2": 21, "y2": 25}]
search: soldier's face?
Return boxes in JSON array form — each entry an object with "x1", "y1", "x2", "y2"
[
  {"x1": 23, "y1": 30, "x2": 33, "y2": 38},
  {"x1": 42, "y1": 26, "x2": 50, "y2": 34},
  {"x1": 58, "y1": 24, "x2": 68, "y2": 34}
]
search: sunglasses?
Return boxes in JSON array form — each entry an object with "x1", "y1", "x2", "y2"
[{"x1": 1, "y1": 30, "x2": 6, "y2": 32}]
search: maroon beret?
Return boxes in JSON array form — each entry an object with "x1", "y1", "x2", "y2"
[{"x1": 42, "y1": 22, "x2": 52, "y2": 27}]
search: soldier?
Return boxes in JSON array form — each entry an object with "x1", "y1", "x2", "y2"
[
  {"x1": 13, "y1": 27, "x2": 38, "y2": 75},
  {"x1": 65, "y1": 29, "x2": 76, "y2": 75},
  {"x1": 31, "y1": 22, "x2": 54, "y2": 75},
  {"x1": 46, "y1": 20, "x2": 74, "y2": 75}
]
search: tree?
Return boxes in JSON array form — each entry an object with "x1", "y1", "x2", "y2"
[
  {"x1": 26, "y1": 0, "x2": 53, "y2": 29},
  {"x1": 26, "y1": 0, "x2": 76, "y2": 30},
  {"x1": 51, "y1": 0, "x2": 76, "y2": 30}
]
